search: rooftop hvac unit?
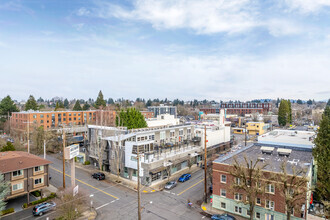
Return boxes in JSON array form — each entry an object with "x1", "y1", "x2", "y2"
[
  {"x1": 260, "y1": 146, "x2": 274, "y2": 154},
  {"x1": 277, "y1": 148, "x2": 292, "y2": 156}
]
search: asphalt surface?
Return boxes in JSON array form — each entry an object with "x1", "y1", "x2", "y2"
[{"x1": 4, "y1": 154, "x2": 211, "y2": 220}]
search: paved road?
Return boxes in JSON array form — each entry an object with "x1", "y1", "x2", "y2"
[{"x1": 5, "y1": 154, "x2": 211, "y2": 220}]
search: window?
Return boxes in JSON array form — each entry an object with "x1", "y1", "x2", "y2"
[
  {"x1": 247, "y1": 209, "x2": 251, "y2": 216},
  {"x1": 265, "y1": 200, "x2": 275, "y2": 210},
  {"x1": 78, "y1": 113, "x2": 81, "y2": 116},
  {"x1": 33, "y1": 114, "x2": 37, "y2": 119},
  {"x1": 234, "y1": 193, "x2": 243, "y2": 201},
  {"x1": 265, "y1": 214, "x2": 274, "y2": 220},
  {"x1": 221, "y1": 175, "x2": 227, "y2": 183},
  {"x1": 266, "y1": 184, "x2": 275, "y2": 193},
  {"x1": 13, "y1": 170, "x2": 23, "y2": 177},
  {"x1": 256, "y1": 212, "x2": 261, "y2": 219},
  {"x1": 69, "y1": 118, "x2": 72, "y2": 121},
  {"x1": 34, "y1": 178, "x2": 44, "y2": 185},
  {"x1": 40, "y1": 114, "x2": 44, "y2": 118},
  {"x1": 234, "y1": 206, "x2": 242, "y2": 214},
  {"x1": 34, "y1": 166, "x2": 44, "y2": 172},
  {"x1": 247, "y1": 179, "x2": 251, "y2": 187},
  {"x1": 40, "y1": 120, "x2": 44, "y2": 123},
  {"x1": 235, "y1": 177, "x2": 241, "y2": 185},
  {"x1": 256, "y1": 197, "x2": 261, "y2": 205},
  {"x1": 221, "y1": 202, "x2": 226, "y2": 209},
  {"x1": 12, "y1": 183, "x2": 23, "y2": 191},
  {"x1": 63, "y1": 113, "x2": 66, "y2": 116},
  {"x1": 74, "y1": 113, "x2": 76, "y2": 116},
  {"x1": 220, "y1": 189, "x2": 226, "y2": 197},
  {"x1": 69, "y1": 113, "x2": 72, "y2": 116}
]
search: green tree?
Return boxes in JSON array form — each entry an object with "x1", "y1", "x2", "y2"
[
  {"x1": 146, "y1": 99, "x2": 152, "y2": 107},
  {"x1": 0, "y1": 172, "x2": 9, "y2": 213},
  {"x1": 287, "y1": 99, "x2": 292, "y2": 124},
  {"x1": 1, "y1": 142, "x2": 16, "y2": 152},
  {"x1": 107, "y1": 98, "x2": 114, "y2": 105},
  {"x1": 82, "y1": 102, "x2": 90, "y2": 110},
  {"x1": 73, "y1": 100, "x2": 82, "y2": 111},
  {"x1": 95, "y1": 91, "x2": 106, "y2": 109},
  {"x1": 313, "y1": 106, "x2": 330, "y2": 204},
  {"x1": 0, "y1": 95, "x2": 19, "y2": 115},
  {"x1": 297, "y1": 99, "x2": 303, "y2": 104},
  {"x1": 116, "y1": 108, "x2": 147, "y2": 129},
  {"x1": 25, "y1": 95, "x2": 38, "y2": 111},
  {"x1": 278, "y1": 100, "x2": 290, "y2": 126},
  {"x1": 307, "y1": 99, "x2": 313, "y2": 105},
  {"x1": 327, "y1": 99, "x2": 330, "y2": 106},
  {"x1": 64, "y1": 98, "x2": 69, "y2": 109}
]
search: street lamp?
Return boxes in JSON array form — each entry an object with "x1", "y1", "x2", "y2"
[{"x1": 90, "y1": 194, "x2": 94, "y2": 211}]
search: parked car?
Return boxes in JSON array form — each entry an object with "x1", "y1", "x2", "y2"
[
  {"x1": 92, "y1": 172, "x2": 105, "y2": 180},
  {"x1": 211, "y1": 214, "x2": 236, "y2": 220},
  {"x1": 32, "y1": 202, "x2": 56, "y2": 216},
  {"x1": 178, "y1": 174, "x2": 191, "y2": 182},
  {"x1": 209, "y1": 185, "x2": 213, "y2": 193},
  {"x1": 164, "y1": 181, "x2": 177, "y2": 190}
]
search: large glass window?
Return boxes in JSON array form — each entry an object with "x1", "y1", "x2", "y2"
[
  {"x1": 265, "y1": 200, "x2": 275, "y2": 210},
  {"x1": 13, "y1": 170, "x2": 23, "y2": 177},
  {"x1": 151, "y1": 171, "x2": 161, "y2": 182},
  {"x1": 34, "y1": 166, "x2": 44, "y2": 172},
  {"x1": 221, "y1": 175, "x2": 227, "y2": 183},
  {"x1": 221, "y1": 189, "x2": 226, "y2": 197},
  {"x1": 12, "y1": 183, "x2": 23, "y2": 191},
  {"x1": 266, "y1": 184, "x2": 275, "y2": 193},
  {"x1": 34, "y1": 178, "x2": 44, "y2": 185}
]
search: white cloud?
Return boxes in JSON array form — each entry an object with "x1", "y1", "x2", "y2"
[
  {"x1": 92, "y1": 0, "x2": 259, "y2": 34},
  {"x1": 284, "y1": 0, "x2": 330, "y2": 13},
  {"x1": 266, "y1": 19, "x2": 302, "y2": 37},
  {"x1": 76, "y1": 7, "x2": 90, "y2": 16}
]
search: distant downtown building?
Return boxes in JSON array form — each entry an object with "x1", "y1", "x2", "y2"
[
  {"x1": 140, "y1": 111, "x2": 154, "y2": 119},
  {"x1": 147, "y1": 105, "x2": 177, "y2": 118},
  {"x1": 200, "y1": 103, "x2": 271, "y2": 115},
  {"x1": 10, "y1": 110, "x2": 116, "y2": 134},
  {"x1": 0, "y1": 151, "x2": 52, "y2": 202}
]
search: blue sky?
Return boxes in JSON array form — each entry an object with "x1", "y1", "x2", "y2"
[{"x1": 0, "y1": 0, "x2": 330, "y2": 101}]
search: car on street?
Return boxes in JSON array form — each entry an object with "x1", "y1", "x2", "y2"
[
  {"x1": 92, "y1": 172, "x2": 105, "y2": 180},
  {"x1": 211, "y1": 214, "x2": 236, "y2": 220},
  {"x1": 32, "y1": 202, "x2": 56, "y2": 216},
  {"x1": 164, "y1": 181, "x2": 177, "y2": 190},
  {"x1": 178, "y1": 174, "x2": 191, "y2": 182}
]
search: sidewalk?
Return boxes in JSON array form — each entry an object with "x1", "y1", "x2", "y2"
[{"x1": 75, "y1": 162, "x2": 202, "y2": 193}]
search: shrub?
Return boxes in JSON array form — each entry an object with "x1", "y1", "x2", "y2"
[
  {"x1": 48, "y1": 192, "x2": 56, "y2": 199},
  {"x1": 23, "y1": 203, "x2": 28, "y2": 208},
  {"x1": 32, "y1": 190, "x2": 41, "y2": 197},
  {"x1": 31, "y1": 197, "x2": 48, "y2": 205},
  {"x1": 84, "y1": 161, "x2": 90, "y2": 165},
  {"x1": 1, "y1": 208, "x2": 14, "y2": 216}
]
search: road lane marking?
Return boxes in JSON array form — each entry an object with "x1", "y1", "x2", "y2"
[
  {"x1": 96, "y1": 202, "x2": 110, "y2": 210},
  {"x1": 177, "y1": 179, "x2": 204, "y2": 196},
  {"x1": 50, "y1": 166, "x2": 119, "y2": 199}
]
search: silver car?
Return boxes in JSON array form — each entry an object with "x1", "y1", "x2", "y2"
[{"x1": 164, "y1": 181, "x2": 177, "y2": 190}]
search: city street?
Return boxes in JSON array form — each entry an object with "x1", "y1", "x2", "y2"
[{"x1": 4, "y1": 154, "x2": 211, "y2": 220}]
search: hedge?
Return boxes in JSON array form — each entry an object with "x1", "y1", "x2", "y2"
[
  {"x1": 1, "y1": 208, "x2": 14, "y2": 216},
  {"x1": 31, "y1": 190, "x2": 41, "y2": 197},
  {"x1": 24, "y1": 193, "x2": 57, "y2": 208},
  {"x1": 84, "y1": 161, "x2": 90, "y2": 165}
]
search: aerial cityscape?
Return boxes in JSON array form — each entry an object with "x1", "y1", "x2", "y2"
[{"x1": 0, "y1": 1, "x2": 329, "y2": 220}]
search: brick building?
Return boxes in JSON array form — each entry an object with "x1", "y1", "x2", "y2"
[
  {"x1": 140, "y1": 111, "x2": 154, "y2": 119},
  {"x1": 0, "y1": 151, "x2": 52, "y2": 202},
  {"x1": 212, "y1": 144, "x2": 313, "y2": 220},
  {"x1": 201, "y1": 103, "x2": 271, "y2": 115},
  {"x1": 10, "y1": 110, "x2": 116, "y2": 133}
]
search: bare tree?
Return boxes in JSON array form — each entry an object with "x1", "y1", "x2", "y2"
[
  {"x1": 230, "y1": 156, "x2": 268, "y2": 220},
  {"x1": 55, "y1": 187, "x2": 90, "y2": 220},
  {"x1": 276, "y1": 161, "x2": 309, "y2": 220},
  {"x1": 31, "y1": 126, "x2": 60, "y2": 155}
]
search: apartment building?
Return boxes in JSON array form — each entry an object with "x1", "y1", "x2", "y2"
[
  {"x1": 140, "y1": 111, "x2": 154, "y2": 119},
  {"x1": 0, "y1": 151, "x2": 52, "y2": 202},
  {"x1": 147, "y1": 105, "x2": 177, "y2": 118},
  {"x1": 201, "y1": 103, "x2": 271, "y2": 116},
  {"x1": 10, "y1": 110, "x2": 116, "y2": 133},
  {"x1": 87, "y1": 112, "x2": 231, "y2": 185},
  {"x1": 146, "y1": 114, "x2": 180, "y2": 127},
  {"x1": 246, "y1": 122, "x2": 266, "y2": 135}
]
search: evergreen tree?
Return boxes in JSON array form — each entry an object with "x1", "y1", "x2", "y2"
[
  {"x1": 82, "y1": 102, "x2": 90, "y2": 110},
  {"x1": 297, "y1": 99, "x2": 303, "y2": 104},
  {"x1": 307, "y1": 99, "x2": 313, "y2": 105},
  {"x1": 116, "y1": 108, "x2": 147, "y2": 129},
  {"x1": 327, "y1": 99, "x2": 330, "y2": 106},
  {"x1": 64, "y1": 98, "x2": 69, "y2": 109},
  {"x1": 0, "y1": 171, "x2": 9, "y2": 213},
  {"x1": 287, "y1": 99, "x2": 292, "y2": 124},
  {"x1": 278, "y1": 99, "x2": 289, "y2": 126},
  {"x1": 95, "y1": 90, "x2": 106, "y2": 109},
  {"x1": 73, "y1": 100, "x2": 82, "y2": 111},
  {"x1": 1, "y1": 142, "x2": 15, "y2": 152},
  {"x1": 313, "y1": 106, "x2": 330, "y2": 203},
  {"x1": 37, "y1": 97, "x2": 44, "y2": 103},
  {"x1": 146, "y1": 99, "x2": 152, "y2": 107},
  {"x1": 0, "y1": 95, "x2": 19, "y2": 115},
  {"x1": 25, "y1": 95, "x2": 38, "y2": 111},
  {"x1": 55, "y1": 102, "x2": 60, "y2": 111},
  {"x1": 107, "y1": 98, "x2": 114, "y2": 105}
]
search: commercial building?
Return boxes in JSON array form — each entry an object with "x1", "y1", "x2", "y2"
[
  {"x1": 246, "y1": 122, "x2": 266, "y2": 135},
  {"x1": 200, "y1": 103, "x2": 271, "y2": 116},
  {"x1": 212, "y1": 144, "x2": 313, "y2": 220},
  {"x1": 87, "y1": 110, "x2": 231, "y2": 185},
  {"x1": 10, "y1": 110, "x2": 116, "y2": 133},
  {"x1": 147, "y1": 105, "x2": 177, "y2": 118},
  {"x1": 0, "y1": 151, "x2": 52, "y2": 201},
  {"x1": 146, "y1": 114, "x2": 180, "y2": 127}
]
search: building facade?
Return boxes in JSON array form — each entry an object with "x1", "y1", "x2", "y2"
[
  {"x1": 201, "y1": 103, "x2": 271, "y2": 116},
  {"x1": 146, "y1": 114, "x2": 180, "y2": 127},
  {"x1": 246, "y1": 122, "x2": 266, "y2": 135},
  {"x1": 140, "y1": 111, "x2": 154, "y2": 119},
  {"x1": 147, "y1": 105, "x2": 177, "y2": 118},
  {"x1": 10, "y1": 110, "x2": 116, "y2": 133},
  {"x1": 0, "y1": 151, "x2": 52, "y2": 201},
  {"x1": 212, "y1": 144, "x2": 313, "y2": 220}
]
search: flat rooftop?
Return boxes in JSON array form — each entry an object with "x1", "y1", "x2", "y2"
[
  {"x1": 214, "y1": 144, "x2": 313, "y2": 175},
  {"x1": 257, "y1": 129, "x2": 315, "y2": 149}
]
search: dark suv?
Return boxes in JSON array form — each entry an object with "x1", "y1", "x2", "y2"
[{"x1": 92, "y1": 172, "x2": 105, "y2": 180}]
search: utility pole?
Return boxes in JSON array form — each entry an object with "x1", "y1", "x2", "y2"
[
  {"x1": 62, "y1": 127, "x2": 66, "y2": 188},
  {"x1": 137, "y1": 146, "x2": 141, "y2": 220},
  {"x1": 204, "y1": 125, "x2": 207, "y2": 203},
  {"x1": 43, "y1": 140, "x2": 46, "y2": 159},
  {"x1": 245, "y1": 122, "x2": 247, "y2": 147},
  {"x1": 27, "y1": 118, "x2": 30, "y2": 153}
]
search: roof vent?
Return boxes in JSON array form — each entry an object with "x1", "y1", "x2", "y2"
[
  {"x1": 261, "y1": 146, "x2": 274, "y2": 154},
  {"x1": 258, "y1": 157, "x2": 265, "y2": 162},
  {"x1": 278, "y1": 148, "x2": 292, "y2": 157}
]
